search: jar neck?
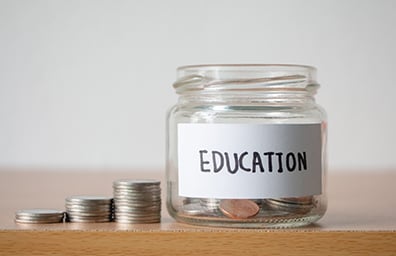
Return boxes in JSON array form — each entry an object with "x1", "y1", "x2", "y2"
[{"x1": 178, "y1": 90, "x2": 316, "y2": 106}]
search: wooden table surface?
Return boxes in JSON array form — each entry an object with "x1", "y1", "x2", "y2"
[{"x1": 0, "y1": 169, "x2": 395, "y2": 255}]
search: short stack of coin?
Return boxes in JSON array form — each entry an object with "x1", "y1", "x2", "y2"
[
  {"x1": 200, "y1": 198, "x2": 221, "y2": 211},
  {"x1": 65, "y1": 195, "x2": 113, "y2": 223},
  {"x1": 265, "y1": 196, "x2": 314, "y2": 214},
  {"x1": 113, "y1": 179, "x2": 161, "y2": 223},
  {"x1": 15, "y1": 209, "x2": 65, "y2": 224}
]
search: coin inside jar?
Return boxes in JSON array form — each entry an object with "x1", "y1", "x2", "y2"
[{"x1": 219, "y1": 199, "x2": 259, "y2": 219}]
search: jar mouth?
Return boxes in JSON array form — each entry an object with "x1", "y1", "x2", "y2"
[{"x1": 174, "y1": 64, "x2": 318, "y2": 94}]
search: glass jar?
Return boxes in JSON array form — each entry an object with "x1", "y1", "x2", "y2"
[{"x1": 166, "y1": 64, "x2": 327, "y2": 228}]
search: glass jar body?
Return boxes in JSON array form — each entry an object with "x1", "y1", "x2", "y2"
[{"x1": 166, "y1": 65, "x2": 327, "y2": 228}]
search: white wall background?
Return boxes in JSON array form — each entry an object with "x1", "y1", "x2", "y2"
[{"x1": 0, "y1": 0, "x2": 395, "y2": 171}]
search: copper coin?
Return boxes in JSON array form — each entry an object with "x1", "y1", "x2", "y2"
[{"x1": 219, "y1": 199, "x2": 259, "y2": 219}]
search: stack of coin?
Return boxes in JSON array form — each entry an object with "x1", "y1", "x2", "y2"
[
  {"x1": 15, "y1": 209, "x2": 65, "y2": 224},
  {"x1": 113, "y1": 179, "x2": 161, "y2": 223},
  {"x1": 200, "y1": 198, "x2": 220, "y2": 211},
  {"x1": 265, "y1": 196, "x2": 315, "y2": 214},
  {"x1": 65, "y1": 195, "x2": 113, "y2": 223}
]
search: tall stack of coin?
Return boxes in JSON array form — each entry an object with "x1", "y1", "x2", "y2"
[
  {"x1": 113, "y1": 179, "x2": 161, "y2": 223},
  {"x1": 15, "y1": 209, "x2": 65, "y2": 224},
  {"x1": 65, "y1": 195, "x2": 113, "y2": 223}
]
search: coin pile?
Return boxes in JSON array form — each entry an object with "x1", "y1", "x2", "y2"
[
  {"x1": 180, "y1": 196, "x2": 316, "y2": 220},
  {"x1": 113, "y1": 179, "x2": 161, "y2": 223},
  {"x1": 15, "y1": 209, "x2": 64, "y2": 224},
  {"x1": 65, "y1": 195, "x2": 113, "y2": 223}
]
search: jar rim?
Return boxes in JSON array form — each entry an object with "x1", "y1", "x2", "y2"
[{"x1": 174, "y1": 64, "x2": 318, "y2": 93}]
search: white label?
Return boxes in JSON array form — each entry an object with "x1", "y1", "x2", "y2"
[{"x1": 178, "y1": 123, "x2": 322, "y2": 199}]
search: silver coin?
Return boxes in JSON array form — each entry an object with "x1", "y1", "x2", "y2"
[
  {"x1": 114, "y1": 215, "x2": 160, "y2": 220},
  {"x1": 276, "y1": 196, "x2": 314, "y2": 205},
  {"x1": 66, "y1": 214, "x2": 112, "y2": 219},
  {"x1": 114, "y1": 211, "x2": 160, "y2": 216},
  {"x1": 114, "y1": 199, "x2": 161, "y2": 205},
  {"x1": 15, "y1": 215, "x2": 64, "y2": 221},
  {"x1": 114, "y1": 216, "x2": 160, "y2": 221},
  {"x1": 66, "y1": 213, "x2": 112, "y2": 218},
  {"x1": 114, "y1": 208, "x2": 160, "y2": 213},
  {"x1": 114, "y1": 203, "x2": 159, "y2": 207},
  {"x1": 113, "y1": 199, "x2": 160, "y2": 205},
  {"x1": 67, "y1": 218, "x2": 112, "y2": 222},
  {"x1": 114, "y1": 216, "x2": 160, "y2": 220},
  {"x1": 113, "y1": 189, "x2": 160, "y2": 193},
  {"x1": 114, "y1": 215, "x2": 160, "y2": 219},
  {"x1": 113, "y1": 178, "x2": 160, "y2": 184},
  {"x1": 66, "y1": 202, "x2": 112, "y2": 208},
  {"x1": 113, "y1": 193, "x2": 161, "y2": 198},
  {"x1": 113, "y1": 179, "x2": 160, "y2": 187},
  {"x1": 66, "y1": 211, "x2": 111, "y2": 216},
  {"x1": 114, "y1": 202, "x2": 161, "y2": 207},
  {"x1": 65, "y1": 202, "x2": 113, "y2": 207},
  {"x1": 115, "y1": 206, "x2": 160, "y2": 211},
  {"x1": 113, "y1": 198, "x2": 161, "y2": 203},
  {"x1": 114, "y1": 210, "x2": 161, "y2": 215},
  {"x1": 67, "y1": 218, "x2": 112, "y2": 223},
  {"x1": 266, "y1": 199, "x2": 313, "y2": 208},
  {"x1": 15, "y1": 219, "x2": 64, "y2": 224},
  {"x1": 115, "y1": 219, "x2": 160, "y2": 224},
  {"x1": 116, "y1": 200, "x2": 160, "y2": 205},
  {"x1": 16, "y1": 214, "x2": 63, "y2": 220},
  {"x1": 114, "y1": 209, "x2": 160, "y2": 214},
  {"x1": 114, "y1": 193, "x2": 160, "y2": 197},
  {"x1": 113, "y1": 200, "x2": 161, "y2": 206},
  {"x1": 265, "y1": 199, "x2": 313, "y2": 214},
  {"x1": 65, "y1": 207, "x2": 112, "y2": 213},
  {"x1": 114, "y1": 212, "x2": 160, "y2": 216},
  {"x1": 113, "y1": 186, "x2": 161, "y2": 191},
  {"x1": 16, "y1": 209, "x2": 64, "y2": 216},
  {"x1": 66, "y1": 212, "x2": 113, "y2": 218},
  {"x1": 113, "y1": 189, "x2": 161, "y2": 193},
  {"x1": 114, "y1": 201, "x2": 161, "y2": 207},
  {"x1": 200, "y1": 198, "x2": 220, "y2": 210},
  {"x1": 65, "y1": 204, "x2": 112, "y2": 209},
  {"x1": 113, "y1": 198, "x2": 160, "y2": 203},
  {"x1": 113, "y1": 191, "x2": 160, "y2": 195},
  {"x1": 181, "y1": 203, "x2": 204, "y2": 215},
  {"x1": 114, "y1": 219, "x2": 160, "y2": 224},
  {"x1": 66, "y1": 211, "x2": 112, "y2": 217},
  {"x1": 113, "y1": 185, "x2": 160, "y2": 190},
  {"x1": 65, "y1": 203, "x2": 112, "y2": 209},
  {"x1": 113, "y1": 193, "x2": 160, "y2": 197},
  {"x1": 66, "y1": 195, "x2": 112, "y2": 204},
  {"x1": 114, "y1": 212, "x2": 160, "y2": 217}
]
